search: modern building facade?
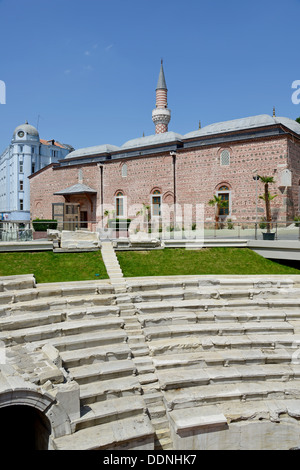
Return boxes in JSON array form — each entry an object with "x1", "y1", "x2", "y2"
[
  {"x1": 29, "y1": 63, "x2": 300, "y2": 233},
  {"x1": 0, "y1": 122, "x2": 73, "y2": 230}
]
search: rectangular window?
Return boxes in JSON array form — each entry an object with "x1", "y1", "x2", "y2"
[
  {"x1": 152, "y1": 195, "x2": 161, "y2": 217},
  {"x1": 31, "y1": 163, "x2": 35, "y2": 174},
  {"x1": 116, "y1": 196, "x2": 124, "y2": 217},
  {"x1": 217, "y1": 192, "x2": 230, "y2": 216},
  {"x1": 20, "y1": 199, "x2": 23, "y2": 211},
  {"x1": 19, "y1": 161, "x2": 23, "y2": 173},
  {"x1": 19, "y1": 180, "x2": 23, "y2": 191}
]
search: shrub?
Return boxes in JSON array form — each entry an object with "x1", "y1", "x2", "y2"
[
  {"x1": 259, "y1": 217, "x2": 267, "y2": 229},
  {"x1": 294, "y1": 216, "x2": 300, "y2": 227},
  {"x1": 227, "y1": 219, "x2": 234, "y2": 229},
  {"x1": 32, "y1": 219, "x2": 57, "y2": 232}
]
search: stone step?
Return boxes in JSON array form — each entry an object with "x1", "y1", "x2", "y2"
[
  {"x1": 60, "y1": 343, "x2": 132, "y2": 368},
  {"x1": 53, "y1": 415, "x2": 154, "y2": 450},
  {"x1": 74, "y1": 396, "x2": 147, "y2": 431},
  {"x1": 150, "y1": 416, "x2": 170, "y2": 431},
  {"x1": 157, "y1": 363, "x2": 300, "y2": 391},
  {"x1": 138, "y1": 310, "x2": 300, "y2": 327},
  {"x1": 35, "y1": 329, "x2": 128, "y2": 352},
  {"x1": 126, "y1": 277, "x2": 295, "y2": 292},
  {"x1": 164, "y1": 383, "x2": 300, "y2": 414},
  {"x1": 0, "y1": 274, "x2": 36, "y2": 291},
  {"x1": 1, "y1": 293, "x2": 117, "y2": 316},
  {"x1": 79, "y1": 376, "x2": 142, "y2": 405},
  {"x1": 147, "y1": 333, "x2": 300, "y2": 356},
  {"x1": 0, "y1": 317, "x2": 125, "y2": 346},
  {"x1": 131, "y1": 287, "x2": 300, "y2": 304},
  {"x1": 69, "y1": 359, "x2": 137, "y2": 385},
  {"x1": 147, "y1": 404, "x2": 167, "y2": 420},
  {"x1": 143, "y1": 322, "x2": 294, "y2": 342},
  {"x1": 0, "y1": 309, "x2": 65, "y2": 331},
  {"x1": 0, "y1": 304, "x2": 121, "y2": 331},
  {"x1": 135, "y1": 298, "x2": 300, "y2": 315},
  {"x1": 0, "y1": 283, "x2": 114, "y2": 307},
  {"x1": 152, "y1": 348, "x2": 293, "y2": 370}
]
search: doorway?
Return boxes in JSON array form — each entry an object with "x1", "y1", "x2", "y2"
[{"x1": 0, "y1": 405, "x2": 51, "y2": 450}]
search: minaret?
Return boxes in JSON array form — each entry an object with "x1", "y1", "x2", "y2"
[{"x1": 152, "y1": 60, "x2": 171, "y2": 134}]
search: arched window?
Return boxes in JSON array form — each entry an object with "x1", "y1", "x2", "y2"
[
  {"x1": 121, "y1": 163, "x2": 127, "y2": 178},
  {"x1": 115, "y1": 191, "x2": 124, "y2": 217},
  {"x1": 217, "y1": 185, "x2": 230, "y2": 216},
  {"x1": 220, "y1": 149, "x2": 230, "y2": 166},
  {"x1": 151, "y1": 190, "x2": 161, "y2": 217}
]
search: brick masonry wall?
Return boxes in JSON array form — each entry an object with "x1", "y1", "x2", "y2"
[
  {"x1": 30, "y1": 164, "x2": 101, "y2": 227},
  {"x1": 30, "y1": 133, "x2": 300, "y2": 228}
]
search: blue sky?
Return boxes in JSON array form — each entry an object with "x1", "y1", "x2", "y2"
[{"x1": 0, "y1": 0, "x2": 300, "y2": 152}]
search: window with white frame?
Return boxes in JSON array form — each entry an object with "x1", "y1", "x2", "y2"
[
  {"x1": 217, "y1": 185, "x2": 230, "y2": 216},
  {"x1": 115, "y1": 192, "x2": 124, "y2": 217},
  {"x1": 151, "y1": 190, "x2": 161, "y2": 217},
  {"x1": 220, "y1": 149, "x2": 230, "y2": 166}
]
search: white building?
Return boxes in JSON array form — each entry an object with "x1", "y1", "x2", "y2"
[{"x1": 0, "y1": 121, "x2": 73, "y2": 231}]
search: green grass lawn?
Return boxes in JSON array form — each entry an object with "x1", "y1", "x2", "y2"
[
  {"x1": 0, "y1": 251, "x2": 109, "y2": 283},
  {"x1": 117, "y1": 247, "x2": 300, "y2": 277}
]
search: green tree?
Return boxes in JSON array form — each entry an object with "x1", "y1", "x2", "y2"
[
  {"x1": 258, "y1": 176, "x2": 277, "y2": 233},
  {"x1": 296, "y1": 117, "x2": 300, "y2": 124},
  {"x1": 208, "y1": 195, "x2": 229, "y2": 229}
]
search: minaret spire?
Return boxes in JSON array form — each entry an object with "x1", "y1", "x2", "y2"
[{"x1": 152, "y1": 61, "x2": 171, "y2": 134}]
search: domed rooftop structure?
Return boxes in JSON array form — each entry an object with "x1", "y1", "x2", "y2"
[
  {"x1": 121, "y1": 131, "x2": 183, "y2": 150},
  {"x1": 184, "y1": 114, "x2": 300, "y2": 139},
  {"x1": 13, "y1": 121, "x2": 39, "y2": 140}
]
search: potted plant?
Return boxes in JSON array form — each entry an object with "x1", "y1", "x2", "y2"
[
  {"x1": 258, "y1": 176, "x2": 277, "y2": 240},
  {"x1": 208, "y1": 195, "x2": 229, "y2": 230}
]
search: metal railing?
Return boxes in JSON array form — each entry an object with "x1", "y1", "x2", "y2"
[{"x1": 0, "y1": 219, "x2": 299, "y2": 243}]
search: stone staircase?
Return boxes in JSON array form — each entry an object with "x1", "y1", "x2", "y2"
[
  {"x1": 1, "y1": 270, "x2": 300, "y2": 449},
  {"x1": 0, "y1": 274, "x2": 154, "y2": 450},
  {"x1": 126, "y1": 275, "x2": 300, "y2": 450}
]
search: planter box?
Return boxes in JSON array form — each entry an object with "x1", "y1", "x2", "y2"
[{"x1": 262, "y1": 232, "x2": 275, "y2": 240}]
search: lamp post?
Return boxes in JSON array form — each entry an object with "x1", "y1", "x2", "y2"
[
  {"x1": 252, "y1": 170, "x2": 259, "y2": 224},
  {"x1": 252, "y1": 170, "x2": 259, "y2": 240}
]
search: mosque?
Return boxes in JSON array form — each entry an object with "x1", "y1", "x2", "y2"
[{"x1": 29, "y1": 62, "x2": 300, "y2": 231}]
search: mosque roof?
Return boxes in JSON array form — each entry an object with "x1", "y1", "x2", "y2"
[
  {"x1": 62, "y1": 115, "x2": 300, "y2": 161},
  {"x1": 184, "y1": 114, "x2": 300, "y2": 139},
  {"x1": 65, "y1": 144, "x2": 120, "y2": 159},
  {"x1": 121, "y1": 131, "x2": 183, "y2": 150}
]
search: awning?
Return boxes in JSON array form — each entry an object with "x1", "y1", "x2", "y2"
[{"x1": 54, "y1": 183, "x2": 97, "y2": 196}]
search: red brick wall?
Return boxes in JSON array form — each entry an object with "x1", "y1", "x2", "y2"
[
  {"x1": 30, "y1": 164, "x2": 101, "y2": 228},
  {"x1": 30, "y1": 134, "x2": 299, "y2": 228}
]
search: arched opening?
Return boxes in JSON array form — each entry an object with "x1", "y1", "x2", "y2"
[{"x1": 0, "y1": 405, "x2": 51, "y2": 450}]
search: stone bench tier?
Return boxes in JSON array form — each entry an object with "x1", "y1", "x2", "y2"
[
  {"x1": 79, "y1": 376, "x2": 143, "y2": 405},
  {"x1": 0, "y1": 317, "x2": 125, "y2": 346},
  {"x1": 147, "y1": 333, "x2": 300, "y2": 356},
  {"x1": 74, "y1": 395, "x2": 147, "y2": 431},
  {"x1": 137, "y1": 310, "x2": 300, "y2": 328},
  {"x1": 60, "y1": 343, "x2": 132, "y2": 368},
  {"x1": 152, "y1": 348, "x2": 293, "y2": 370},
  {"x1": 143, "y1": 322, "x2": 294, "y2": 342},
  {"x1": 53, "y1": 415, "x2": 154, "y2": 450},
  {"x1": 157, "y1": 363, "x2": 300, "y2": 391},
  {"x1": 163, "y1": 381, "x2": 300, "y2": 411},
  {"x1": 69, "y1": 359, "x2": 137, "y2": 385}
]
